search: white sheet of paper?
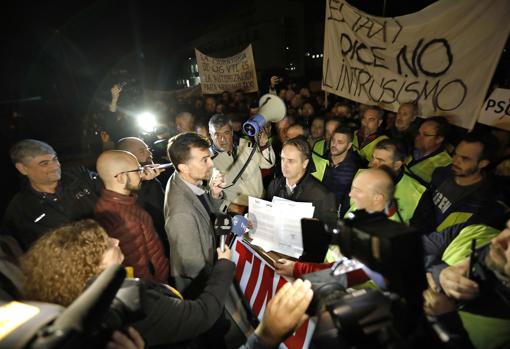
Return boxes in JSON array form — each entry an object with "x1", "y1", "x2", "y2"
[
  {"x1": 248, "y1": 196, "x2": 315, "y2": 257},
  {"x1": 248, "y1": 197, "x2": 278, "y2": 252}
]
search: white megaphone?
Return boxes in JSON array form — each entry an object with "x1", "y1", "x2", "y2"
[{"x1": 242, "y1": 94, "x2": 286, "y2": 137}]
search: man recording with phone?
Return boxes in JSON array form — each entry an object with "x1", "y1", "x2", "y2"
[{"x1": 423, "y1": 220, "x2": 510, "y2": 349}]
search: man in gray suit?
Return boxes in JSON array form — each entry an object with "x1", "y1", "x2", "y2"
[{"x1": 164, "y1": 132, "x2": 225, "y2": 294}]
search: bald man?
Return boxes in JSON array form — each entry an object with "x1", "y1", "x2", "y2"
[
  {"x1": 116, "y1": 137, "x2": 169, "y2": 256},
  {"x1": 94, "y1": 150, "x2": 169, "y2": 283},
  {"x1": 346, "y1": 168, "x2": 395, "y2": 216},
  {"x1": 275, "y1": 168, "x2": 396, "y2": 278}
]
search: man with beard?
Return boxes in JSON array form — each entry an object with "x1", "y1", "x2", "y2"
[
  {"x1": 430, "y1": 133, "x2": 503, "y2": 232},
  {"x1": 164, "y1": 133, "x2": 238, "y2": 349},
  {"x1": 164, "y1": 132, "x2": 226, "y2": 294},
  {"x1": 2, "y1": 139, "x2": 102, "y2": 250},
  {"x1": 322, "y1": 127, "x2": 361, "y2": 217},
  {"x1": 94, "y1": 150, "x2": 169, "y2": 283},
  {"x1": 116, "y1": 137, "x2": 169, "y2": 256},
  {"x1": 312, "y1": 116, "x2": 342, "y2": 156}
]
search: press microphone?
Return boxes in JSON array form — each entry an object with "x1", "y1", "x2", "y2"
[
  {"x1": 231, "y1": 215, "x2": 248, "y2": 237},
  {"x1": 214, "y1": 214, "x2": 233, "y2": 252},
  {"x1": 145, "y1": 163, "x2": 173, "y2": 170}
]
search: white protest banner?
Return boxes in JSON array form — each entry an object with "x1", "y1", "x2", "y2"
[
  {"x1": 232, "y1": 239, "x2": 315, "y2": 349},
  {"x1": 196, "y1": 44, "x2": 258, "y2": 94},
  {"x1": 323, "y1": 0, "x2": 510, "y2": 130},
  {"x1": 478, "y1": 88, "x2": 510, "y2": 132}
]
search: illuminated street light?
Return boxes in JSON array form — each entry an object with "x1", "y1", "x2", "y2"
[{"x1": 136, "y1": 112, "x2": 157, "y2": 133}]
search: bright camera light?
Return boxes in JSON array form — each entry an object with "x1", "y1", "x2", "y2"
[{"x1": 136, "y1": 112, "x2": 157, "y2": 133}]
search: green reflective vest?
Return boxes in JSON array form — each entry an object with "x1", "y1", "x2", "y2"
[
  {"x1": 393, "y1": 172, "x2": 427, "y2": 224},
  {"x1": 345, "y1": 170, "x2": 425, "y2": 224},
  {"x1": 312, "y1": 139, "x2": 326, "y2": 157},
  {"x1": 440, "y1": 224, "x2": 510, "y2": 349},
  {"x1": 352, "y1": 132, "x2": 389, "y2": 163},
  {"x1": 441, "y1": 224, "x2": 499, "y2": 266},
  {"x1": 436, "y1": 212, "x2": 474, "y2": 233},
  {"x1": 311, "y1": 153, "x2": 329, "y2": 182},
  {"x1": 405, "y1": 150, "x2": 452, "y2": 184}
]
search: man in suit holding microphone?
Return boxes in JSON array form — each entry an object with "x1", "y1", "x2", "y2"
[{"x1": 164, "y1": 132, "x2": 226, "y2": 294}]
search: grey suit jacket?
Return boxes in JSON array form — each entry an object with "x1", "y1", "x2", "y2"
[{"x1": 164, "y1": 172, "x2": 220, "y2": 292}]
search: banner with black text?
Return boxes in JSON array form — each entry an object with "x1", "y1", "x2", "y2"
[
  {"x1": 478, "y1": 88, "x2": 510, "y2": 131},
  {"x1": 196, "y1": 45, "x2": 258, "y2": 94},
  {"x1": 323, "y1": 0, "x2": 510, "y2": 129}
]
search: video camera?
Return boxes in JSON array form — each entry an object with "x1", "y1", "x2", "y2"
[
  {"x1": 302, "y1": 211, "x2": 430, "y2": 349},
  {"x1": 0, "y1": 265, "x2": 146, "y2": 349}
]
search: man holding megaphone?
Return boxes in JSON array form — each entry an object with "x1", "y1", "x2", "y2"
[{"x1": 209, "y1": 94, "x2": 283, "y2": 214}]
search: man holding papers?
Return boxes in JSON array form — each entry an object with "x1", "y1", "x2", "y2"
[{"x1": 267, "y1": 136, "x2": 337, "y2": 225}]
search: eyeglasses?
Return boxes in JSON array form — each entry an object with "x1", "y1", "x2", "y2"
[{"x1": 114, "y1": 166, "x2": 144, "y2": 178}]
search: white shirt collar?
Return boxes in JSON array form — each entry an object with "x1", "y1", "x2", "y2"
[
  {"x1": 285, "y1": 178, "x2": 297, "y2": 193},
  {"x1": 179, "y1": 173, "x2": 206, "y2": 196}
]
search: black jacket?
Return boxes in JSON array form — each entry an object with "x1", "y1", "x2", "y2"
[
  {"x1": 134, "y1": 259, "x2": 235, "y2": 349},
  {"x1": 267, "y1": 174, "x2": 338, "y2": 225},
  {"x1": 1, "y1": 166, "x2": 102, "y2": 250}
]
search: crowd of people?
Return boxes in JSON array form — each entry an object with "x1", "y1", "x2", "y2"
[{"x1": 1, "y1": 75, "x2": 510, "y2": 349}]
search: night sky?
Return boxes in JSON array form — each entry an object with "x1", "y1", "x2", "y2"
[{"x1": 0, "y1": 0, "x2": 442, "y2": 103}]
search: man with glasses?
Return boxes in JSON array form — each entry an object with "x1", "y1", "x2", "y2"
[
  {"x1": 209, "y1": 113, "x2": 274, "y2": 214},
  {"x1": 2, "y1": 139, "x2": 102, "y2": 250},
  {"x1": 116, "y1": 137, "x2": 169, "y2": 257},
  {"x1": 406, "y1": 116, "x2": 452, "y2": 184},
  {"x1": 94, "y1": 150, "x2": 169, "y2": 283}
]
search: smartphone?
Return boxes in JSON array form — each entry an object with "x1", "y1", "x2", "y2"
[{"x1": 466, "y1": 238, "x2": 477, "y2": 279}]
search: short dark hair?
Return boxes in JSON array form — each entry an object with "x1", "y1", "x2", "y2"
[
  {"x1": 363, "y1": 106, "x2": 384, "y2": 120},
  {"x1": 375, "y1": 139, "x2": 407, "y2": 163},
  {"x1": 423, "y1": 116, "x2": 450, "y2": 140},
  {"x1": 283, "y1": 136, "x2": 311, "y2": 161},
  {"x1": 310, "y1": 115, "x2": 325, "y2": 124},
  {"x1": 10, "y1": 139, "x2": 56, "y2": 165},
  {"x1": 331, "y1": 126, "x2": 354, "y2": 143},
  {"x1": 458, "y1": 132, "x2": 496, "y2": 163},
  {"x1": 167, "y1": 132, "x2": 210, "y2": 171},
  {"x1": 208, "y1": 113, "x2": 231, "y2": 130},
  {"x1": 287, "y1": 123, "x2": 308, "y2": 138},
  {"x1": 325, "y1": 116, "x2": 342, "y2": 127}
]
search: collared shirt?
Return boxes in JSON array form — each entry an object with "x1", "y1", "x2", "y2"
[
  {"x1": 179, "y1": 173, "x2": 206, "y2": 196},
  {"x1": 285, "y1": 179, "x2": 297, "y2": 195}
]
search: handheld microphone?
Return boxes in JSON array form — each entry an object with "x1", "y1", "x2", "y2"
[
  {"x1": 214, "y1": 214, "x2": 233, "y2": 252},
  {"x1": 232, "y1": 215, "x2": 248, "y2": 237},
  {"x1": 148, "y1": 163, "x2": 173, "y2": 169}
]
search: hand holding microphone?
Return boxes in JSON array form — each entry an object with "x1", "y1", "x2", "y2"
[
  {"x1": 141, "y1": 163, "x2": 172, "y2": 181},
  {"x1": 214, "y1": 214, "x2": 232, "y2": 253},
  {"x1": 214, "y1": 214, "x2": 248, "y2": 258}
]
